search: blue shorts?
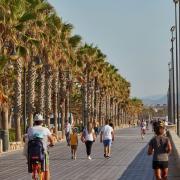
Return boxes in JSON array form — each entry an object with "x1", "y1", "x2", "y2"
[{"x1": 103, "y1": 139, "x2": 112, "y2": 147}]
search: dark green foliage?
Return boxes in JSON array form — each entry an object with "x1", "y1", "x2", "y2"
[
  {"x1": 9, "y1": 129, "x2": 16, "y2": 142},
  {"x1": 19, "y1": 12, "x2": 36, "y2": 22},
  {"x1": 0, "y1": 55, "x2": 8, "y2": 72}
]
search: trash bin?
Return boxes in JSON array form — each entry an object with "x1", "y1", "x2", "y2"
[{"x1": 0, "y1": 130, "x2": 9, "y2": 152}]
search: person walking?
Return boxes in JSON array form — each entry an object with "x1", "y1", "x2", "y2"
[
  {"x1": 65, "y1": 120, "x2": 71, "y2": 146},
  {"x1": 81, "y1": 122, "x2": 96, "y2": 160},
  {"x1": 147, "y1": 120, "x2": 172, "y2": 180},
  {"x1": 70, "y1": 128, "x2": 78, "y2": 160},
  {"x1": 100, "y1": 120, "x2": 114, "y2": 158}
]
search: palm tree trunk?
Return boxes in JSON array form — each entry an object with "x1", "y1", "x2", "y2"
[
  {"x1": 2, "y1": 104, "x2": 8, "y2": 130},
  {"x1": 93, "y1": 78, "x2": 97, "y2": 121},
  {"x1": 65, "y1": 71, "x2": 70, "y2": 124},
  {"x1": 2, "y1": 104, "x2": 9, "y2": 151},
  {"x1": 98, "y1": 92, "x2": 102, "y2": 126},
  {"x1": 59, "y1": 70, "x2": 65, "y2": 138},
  {"x1": 81, "y1": 85, "x2": 85, "y2": 126},
  {"x1": 84, "y1": 68, "x2": 90, "y2": 126},
  {"x1": 27, "y1": 60, "x2": 36, "y2": 127},
  {"x1": 117, "y1": 103, "x2": 120, "y2": 127},
  {"x1": 52, "y1": 70, "x2": 59, "y2": 135},
  {"x1": 44, "y1": 64, "x2": 52, "y2": 128},
  {"x1": 14, "y1": 59, "x2": 22, "y2": 141},
  {"x1": 37, "y1": 67, "x2": 45, "y2": 115},
  {"x1": 105, "y1": 95, "x2": 108, "y2": 120},
  {"x1": 90, "y1": 81, "x2": 94, "y2": 122}
]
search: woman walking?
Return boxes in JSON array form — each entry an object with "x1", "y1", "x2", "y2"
[
  {"x1": 81, "y1": 122, "x2": 96, "y2": 160},
  {"x1": 70, "y1": 128, "x2": 78, "y2": 160}
]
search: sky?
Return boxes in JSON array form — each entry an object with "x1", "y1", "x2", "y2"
[{"x1": 48, "y1": 0, "x2": 174, "y2": 98}]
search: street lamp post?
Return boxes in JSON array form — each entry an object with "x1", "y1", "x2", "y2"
[
  {"x1": 173, "y1": 0, "x2": 180, "y2": 135},
  {"x1": 170, "y1": 26, "x2": 176, "y2": 124},
  {"x1": 168, "y1": 62, "x2": 173, "y2": 123}
]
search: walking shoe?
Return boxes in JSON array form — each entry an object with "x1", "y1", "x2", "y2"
[
  {"x1": 88, "y1": 156, "x2": 92, "y2": 160},
  {"x1": 106, "y1": 156, "x2": 111, "y2": 159}
]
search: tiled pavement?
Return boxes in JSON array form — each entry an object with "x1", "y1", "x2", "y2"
[{"x1": 0, "y1": 127, "x2": 179, "y2": 180}]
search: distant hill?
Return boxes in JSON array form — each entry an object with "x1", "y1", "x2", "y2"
[{"x1": 141, "y1": 95, "x2": 167, "y2": 106}]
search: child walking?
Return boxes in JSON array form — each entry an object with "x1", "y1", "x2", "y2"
[
  {"x1": 70, "y1": 128, "x2": 78, "y2": 160},
  {"x1": 147, "y1": 120, "x2": 172, "y2": 180}
]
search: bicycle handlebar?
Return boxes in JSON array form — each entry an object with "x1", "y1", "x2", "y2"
[{"x1": 48, "y1": 144, "x2": 55, "y2": 148}]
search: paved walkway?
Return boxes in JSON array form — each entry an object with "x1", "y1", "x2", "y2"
[{"x1": 0, "y1": 127, "x2": 180, "y2": 180}]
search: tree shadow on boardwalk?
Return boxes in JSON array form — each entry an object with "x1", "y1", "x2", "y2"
[{"x1": 118, "y1": 145, "x2": 154, "y2": 180}]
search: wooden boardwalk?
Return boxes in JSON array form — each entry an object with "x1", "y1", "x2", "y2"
[{"x1": 0, "y1": 127, "x2": 180, "y2": 180}]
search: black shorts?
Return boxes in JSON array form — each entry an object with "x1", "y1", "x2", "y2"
[{"x1": 152, "y1": 161, "x2": 168, "y2": 169}]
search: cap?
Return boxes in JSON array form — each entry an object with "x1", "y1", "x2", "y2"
[
  {"x1": 34, "y1": 114, "x2": 44, "y2": 121},
  {"x1": 158, "y1": 120, "x2": 165, "y2": 128}
]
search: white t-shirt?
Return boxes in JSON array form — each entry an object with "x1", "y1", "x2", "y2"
[
  {"x1": 101, "y1": 125, "x2": 113, "y2": 140},
  {"x1": 141, "y1": 122, "x2": 146, "y2": 129},
  {"x1": 84, "y1": 128, "x2": 94, "y2": 141},
  {"x1": 28, "y1": 125, "x2": 51, "y2": 152},
  {"x1": 65, "y1": 123, "x2": 71, "y2": 134}
]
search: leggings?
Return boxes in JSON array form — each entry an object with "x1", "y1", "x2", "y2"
[
  {"x1": 65, "y1": 132, "x2": 70, "y2": 145},
  {"x1": 85, "y1": 141, "x2": 93, "y2": 156}
]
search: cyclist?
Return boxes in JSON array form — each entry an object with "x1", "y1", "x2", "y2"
[
  {"x1": 140, "y1": 120, "x2": 146, "y2": 139},
  {"x1": 27, "y1": 114, "x2": 54, "y2": 180}
]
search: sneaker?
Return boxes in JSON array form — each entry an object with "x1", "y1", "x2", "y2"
[
  {"x1": 106, "y1": 156, "x2": 111, "y2": 159},
  {"x1": 71, "y1": 156, "x2": 74, "y2": 159},
  {"x1": 88, "y1": 156, "x2": 92, "y2": 160},
  {"x1": 74, "y1": 156, "x2": 77, "y2": 160},
  {"x1": 104, "y1": 154, "x2": 106, "y2": 158}
]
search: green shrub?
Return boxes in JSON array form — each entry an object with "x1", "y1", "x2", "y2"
[{"x1": 9, "y1": 129, "x2": 16, "y2": 142}]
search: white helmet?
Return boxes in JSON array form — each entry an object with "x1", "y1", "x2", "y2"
[{"x1": 34, "y1": 114, "x2": 44, "y2": 121}]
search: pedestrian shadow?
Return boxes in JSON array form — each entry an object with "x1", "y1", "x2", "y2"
[
  {"x1": 118, "y1": 145, "x2": 153, "y2": 180},
  {"x1": 50, "y1": 157, "x2": 105, "y2": 161}
]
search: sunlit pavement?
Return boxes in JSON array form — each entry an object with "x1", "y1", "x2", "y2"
[{"x1": 0, "y1": 127, "x2": 179, "y2": 180}]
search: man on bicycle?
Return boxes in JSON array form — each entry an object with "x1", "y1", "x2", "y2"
[{"x1": 27, "y1": 114, "x2": 54, "y2": 180}]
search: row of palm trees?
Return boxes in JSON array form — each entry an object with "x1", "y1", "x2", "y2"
[{"x1": 0, "y1": 0, "x2": 143, "y2": 142}]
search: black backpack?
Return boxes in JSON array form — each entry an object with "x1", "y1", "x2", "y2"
[
  {"x1": 28, "y1": 138, "x2": 45, "y2": 173},
  {"x1": 28, "y1": 138, "x2": 45, "y2": 161}
]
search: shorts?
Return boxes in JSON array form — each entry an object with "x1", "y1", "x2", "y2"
[
  {"x1": 103, "y1": 139, "x2": 112, "y2": 147},
  {"x1": 152, "y1": 161, "x2": 168, "y2": 169},
  {"x1": 71, "y1": 145, "x2": 77, "y2": 150}
]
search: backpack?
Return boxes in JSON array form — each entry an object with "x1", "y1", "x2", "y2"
[
  {"x1": 28, "y1": 138, "x2": 45, "y2": 161},
  {"x1": 28, "y1": 138, "x2": 45, "y2": 173}
]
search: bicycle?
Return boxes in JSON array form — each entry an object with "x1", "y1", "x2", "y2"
[
  {"x1": 31, "y1": 159, "x2": 45, "y2": 180},
  {"x1": 28, "y1": 141, "x2": 54, "y2": 180},
  {"x1": 141, "y1": 127, "x2": 146, "y2": 139}
]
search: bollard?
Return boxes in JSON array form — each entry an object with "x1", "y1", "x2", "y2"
[{"x1": 0, "y1": 130, "x2": 9, "y2": 152}]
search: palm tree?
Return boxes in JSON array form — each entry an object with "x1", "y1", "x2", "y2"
[{"x1": 14, "y1": 59, "x2": 22, "y2": 141}]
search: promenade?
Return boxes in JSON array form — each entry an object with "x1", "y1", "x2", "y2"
[{"x1": 0, "y1": 127, "x2": 180, "y2": 180}]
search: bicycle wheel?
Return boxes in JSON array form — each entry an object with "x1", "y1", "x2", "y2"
[{"x1": 32, "y1": 163, "x2": 43, "y2": 180}]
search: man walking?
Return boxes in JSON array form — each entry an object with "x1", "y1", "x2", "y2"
[
  {"x1": 100, "y1": 120, "x2": 114, "y2": 158},
  {"x1": 65, "y1": 120, "x2": 71, "y2": 146}
]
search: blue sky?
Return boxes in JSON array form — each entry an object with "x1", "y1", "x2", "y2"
[{"x1": 48, "y1": 0, "x2": 174, "y2": 98}]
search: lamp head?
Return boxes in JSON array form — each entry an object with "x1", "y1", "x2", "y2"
[
  {"x1": 170, "y1": 26, "x2": 175, "y2": 32},
  {"x1": 168, "y1": 62, "x2": 171, "y2": 68},
  {"x1": 173, "y1": 0, "x2": 179, "y2": 4},
  {"x1": 171, "y1": 37, "x2": 176, "y2": 42}
]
